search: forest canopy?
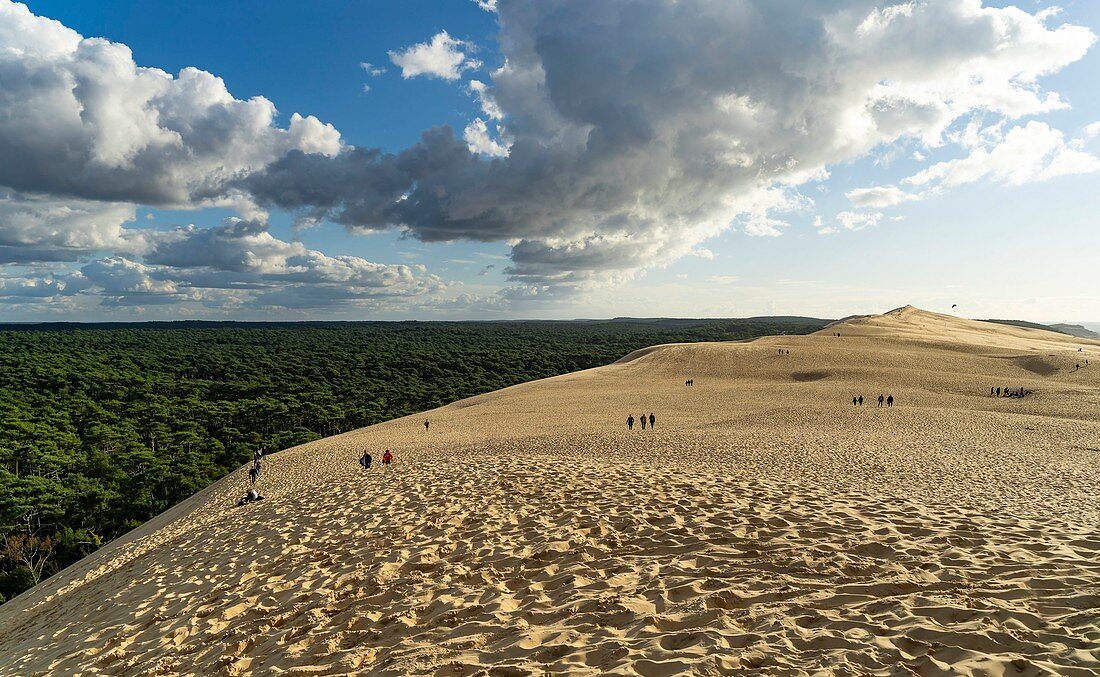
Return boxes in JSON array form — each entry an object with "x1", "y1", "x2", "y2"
[{"x1": 0, "y1": 316, "x2": 829, "y2": 603}]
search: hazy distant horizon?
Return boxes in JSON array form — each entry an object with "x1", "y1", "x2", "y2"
[{"x1": 1, "y1": 311, "x2": 1098, "y2": 330}]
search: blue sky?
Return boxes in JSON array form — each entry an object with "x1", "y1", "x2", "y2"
[{"x1": 2, "y1": 1, "x2": 1098, "y2": 322}]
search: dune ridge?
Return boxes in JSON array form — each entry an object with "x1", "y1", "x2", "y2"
[{"x1": 0, "y1": 307, "x2": 1098, "y2": 675}]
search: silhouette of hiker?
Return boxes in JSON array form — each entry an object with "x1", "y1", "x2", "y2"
[
  {"x1": 248, "y1": 465, "x2": 259, "y2": 484},
  {"x1": 996, "y1": 387, "x2": 1001, "y2": 396},
  {"x1": 640, "y1": 414, "x2": 647, "y2": 430},
  {"x1": 785, "y1": 349, "x2": 789, "y2": 355},
  {"x1": 858, "y1": 395, "x2": 863, "y2": 406},
  {"x1": 887, "y1": 395, "x2": 894, "y2": 407},
  {"x1": 990, "y1": 386, "x2": 995, "y2": 396},
  {"x1": 878, "y1": 394, "x2": 884, "y2": 407},
  {"x1": 627, "y1": 415, "x2": 634, "y2": 430},
  {"x1": 853, "y1": 396, "x2": 858, "y2": 406},
  {"x1": 649, "y1": 413, "x2": 655, "y2": 429},
  {"x1": 359, "y1": 450, "x2": 372, "y2": 470},
  {"x1": 424, "y1": 420, "x2": 430, "y2": 431}
]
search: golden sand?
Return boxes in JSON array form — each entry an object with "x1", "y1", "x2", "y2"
[{"x1": 0, "y1": 306, "x2": 1097, "y2": 675}]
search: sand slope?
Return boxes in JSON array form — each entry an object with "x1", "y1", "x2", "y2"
[{"x1": 1, "y1": 306, "x2": 1098, "y2": 675}]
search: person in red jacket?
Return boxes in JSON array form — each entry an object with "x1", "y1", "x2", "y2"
[{"x1": 382, "y1": 449, "x2": 394, "y2": 466}]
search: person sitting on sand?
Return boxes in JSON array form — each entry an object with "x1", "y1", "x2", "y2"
[
  {"x1": 887, "y1": 395, "x2": 894, "y2": 407},
  {"x1": 236, "y1": 489, "x2": 264, "y2": 507},
  {"x1": 382, "y1": 450, "x2": 394, "y2": 466},
  {"x1": 359, "y1": 450, "x2": 372, "y2": 470},
  {"x1": 627, "y1": 415, "x2": 634, "y2": 430},
  {"x1": 649, "y1": 413, "x2": 655, "y2": 429}
]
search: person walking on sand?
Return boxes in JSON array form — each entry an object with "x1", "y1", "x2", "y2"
[
  {"x1": 248, "y1": 465, "x2": 259, "y2": 484},
  {"x1": 858, "y1": 395, "x2": 863, "y2": 406},
  {"x1": 627, "y1": 415, "x2": 634, "y2": 430},
  {"x1": 887, "y1": 395, "x2": 894, "y2": 407},
  {"x1": 649, "y1": 413, "x2": 655, "y2": 429},
  {"x1": 424, "y1": 420, "x2": 430, "y2": 431},
  {"x1": 382, "y1": 450, "x2": 394, "y2": 467},
  {"x1": 359, "y1": 449, "x2": 372, "y2": 470},
  {"x1": 990, "y1": 386, "x2": 995, "y2": 396},
  {"x1": 878, "y1": 394, "x2": 884, "y2": 407},
  {"x1": 853, "y1": 396, "x2": 858, "y2": 406},
  {"x1": 640, "y1": 414, "x2": 647, "y2": 430}
]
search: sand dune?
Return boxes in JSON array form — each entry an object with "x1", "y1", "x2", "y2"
[{"x1": 1, "y1": 306, "x2": 1098, "y2": 675}]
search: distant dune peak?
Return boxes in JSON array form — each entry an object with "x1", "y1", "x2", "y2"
[{"x1": 885, "y1": 304, "x2": 920, "y2": 316}]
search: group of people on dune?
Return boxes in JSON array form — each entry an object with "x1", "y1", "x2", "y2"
[
  {"x1": 626, "y1": 413, "x2": 656, "y2": 430},
  {"x1": 992, "y1": 386, "x2": 1032, "y2": 398},
  {"x1": 359, "y1": 448, "x2": 394, "y2": 472},
  {"x1": 236, "y1": 448, "x2": 267, "y2": 506},
  {"x1": 851, "y1": 394, "x2": 895, "y2": 407}
]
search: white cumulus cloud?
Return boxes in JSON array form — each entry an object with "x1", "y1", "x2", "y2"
[
  {"x1": 907, "y1": 121, "x2": 1100, "y2": 189},
  {"x1": 388, "y1": 31, "x2": 482, "y2": 81}
]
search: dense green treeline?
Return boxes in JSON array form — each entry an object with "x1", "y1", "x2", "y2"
[{"x1": 0, "y1": 317, "x2": 829, "y2": 603}]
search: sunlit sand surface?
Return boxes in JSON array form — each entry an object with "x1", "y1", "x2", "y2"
[{"x1": 1, "y1": 306, "x2": 1097, "y2": 675}]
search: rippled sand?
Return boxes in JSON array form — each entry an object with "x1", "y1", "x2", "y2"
[{"x1": 1, "y1": 306, "x2": 1098, "y2": 675}]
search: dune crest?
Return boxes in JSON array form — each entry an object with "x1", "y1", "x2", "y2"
[{"x1": 1, "y1": 307, "x2": 1098, "y2": 675}]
